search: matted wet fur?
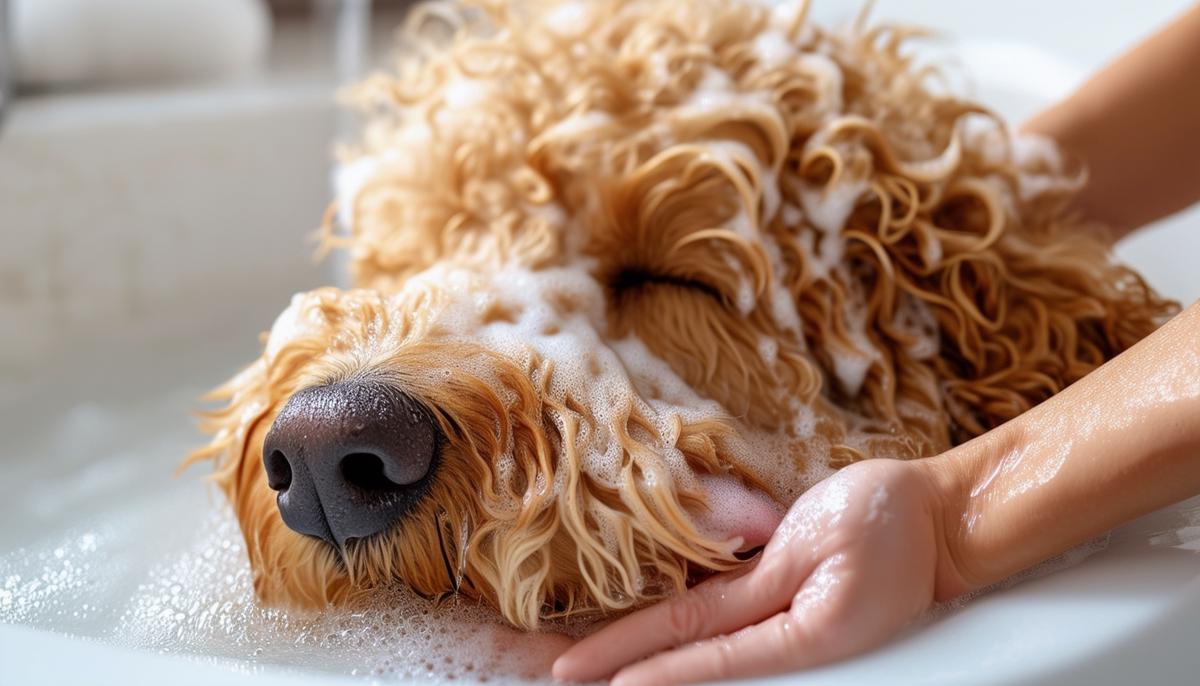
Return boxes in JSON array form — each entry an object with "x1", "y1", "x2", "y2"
[{"x1": 188, "y1": 0, "x2": 1177, "y2": 629}]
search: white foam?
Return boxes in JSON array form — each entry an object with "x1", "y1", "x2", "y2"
[
  {"x1": 542, "y1": 1, "x2": 592, "y2": 36},
  {"x1": 793, "y1": 53, "x2": 844, "y2": 117},
  {"x1": 442, "y1": 78, "x2": 493, "y2": 110},
  {"x1": 795, "y1": 178, "x2": 867, "y2": 281},
  {"x1": 827, "y1": 280, "x2": 881, "y2": 397},
  {"x1": 674, "y1": 67, "x2": 775, "y2": 123},
  {"x1": 1009, "y1": 132, "x2": 1083, "y2": 202},
  {"x1": 535, "y1": 111, "x2": 614, "y2": 143},
  {"x1": 723, "y1": 252, "x2": 758, "y2": 316},
  {"x1": 752, "y1": 29, "x2": 799, "y2": 70},
  {"x1": 1016, "y1": 170, "x2": 1080, "y2": 203},
  {"x1": 687, "y1": 67, "x2": 736, "y2": 108},
  {"x1": 0, "y1": 508, "x2": 574, "y2": 684},
  {"x1": 829, "y1": 345, "x2": 872, "y2": 397},
  {"x1": 892, "y1": 292, "x2": 940, "y2": 361},
  {"x1": 799, "y1": 178, "x2": 868, "y2": 236},
  {"x1": 1010, "y1": 133, "x2": 1062, "y2": 170},
  {"x1": 961, "y1": 112, "x2": 1008, "y2": 166},
  {"x1": 761, "y1": 237, "x2": 804, "y2": 334},
  {"x1": 387, "y1": 263, "x2": 736, "y2": 499},
  {"x1": 781, "y1": 203, "x2": 803, "y2": 226},
  {"x1": 757, "y1": 336, "x2": 780, "y2": 366},
  {"x1": 759, "y1": 153, "x2": 783, "y2": 223}
]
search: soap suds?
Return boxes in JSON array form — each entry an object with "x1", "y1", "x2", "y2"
[
  {"x1": 0, "y1": 508, "x2": 577, "y2": 684},
  {"x1": 752, "y1": 29, "x2": 799, "y2": 70}
]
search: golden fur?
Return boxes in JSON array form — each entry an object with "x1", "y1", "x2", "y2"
[{"x1": 189, "y1": 0, "x2": 1176, "y2": 629}]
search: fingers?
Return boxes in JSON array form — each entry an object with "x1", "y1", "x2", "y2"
[
  {"x1": 552, "y1": 555, "x2": 806, "y2": 683},
  {"x1": 607, "y1": 611, "x2": 817, "y2": 686},
  {"x1": 609, "y1": 553, "x2": 921, "y2": 686}
]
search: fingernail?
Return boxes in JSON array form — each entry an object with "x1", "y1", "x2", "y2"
[
  {"x1": 550, "y1": 657, "x2": 578, "y2": 684},
  {"x1": 610, "y1": 673, "x2": 635, "y2": 686}
]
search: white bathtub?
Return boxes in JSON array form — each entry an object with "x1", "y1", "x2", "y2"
[{"x1": 2, "y1": 1, "x2": 1199, "y2": 684}]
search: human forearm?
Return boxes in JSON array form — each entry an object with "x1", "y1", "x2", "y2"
[
  {"x1": 1022, "y1": 4, "x2": 1200, "y2": 239},
  {"x1": 920, "y1": 299, "x2": 1200, "y2": 600}
]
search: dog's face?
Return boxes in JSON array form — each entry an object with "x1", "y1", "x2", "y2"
[{"x1": 192, "y1": 0, "x2": 1173, "y2": 628}]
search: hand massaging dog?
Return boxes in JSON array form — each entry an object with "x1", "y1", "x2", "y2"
[{"x1": 190, "y1": 0, "x2": 1177, "y2": 629}]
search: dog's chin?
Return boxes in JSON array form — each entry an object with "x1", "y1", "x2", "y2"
[{"x1": 691, "y1": 474, "x2": 785, "y2": 552}]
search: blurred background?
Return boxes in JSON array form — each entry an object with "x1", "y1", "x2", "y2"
[
  {"x1": 0, "y1": 0, "x2": 415, "y2": 439},
  {"x1": 0, "y1": 1, "x2": 1198, "y2": 682}
]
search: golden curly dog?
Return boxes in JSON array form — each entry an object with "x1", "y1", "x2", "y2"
[{"x1": 190, "y1": 0, "x2": 1176, "y2": 630}]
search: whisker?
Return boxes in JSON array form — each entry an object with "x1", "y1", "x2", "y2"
[
  {"x1": 453, "y1": 517, "x2": 471, "y2": 598},
  {"x1": 435, "y1": 509, "x2": 459, "y2": 595}
]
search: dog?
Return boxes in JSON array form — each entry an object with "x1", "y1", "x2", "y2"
[{"x1": 189, "y1": 0, "x2": 1176, "y2": 630}]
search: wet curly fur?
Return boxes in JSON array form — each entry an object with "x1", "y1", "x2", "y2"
[{"x1": 189, "y1": 0, "x2": 1177, "y2": 629}]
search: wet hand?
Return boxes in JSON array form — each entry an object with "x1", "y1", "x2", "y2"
[{"x1": 552, "y1": 458, "x2": 943, "y2": 685}]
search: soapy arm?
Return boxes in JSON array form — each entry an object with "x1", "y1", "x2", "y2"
[
  {"x1": 922, "y1": 299, "x2": 1200, "y2": 600},
  {"x1": 1021, "y1": 2, "x2": 1200, "y2": 240}
]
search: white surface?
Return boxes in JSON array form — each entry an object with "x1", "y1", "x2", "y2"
[
  {"x1": 2, "y1": 1, "x2": 1200, "y2": 684},
  {"x1": 0, "y1": 81, "x2": 337, "y2": 422}
]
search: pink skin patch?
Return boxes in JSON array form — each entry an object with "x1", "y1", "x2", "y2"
[{"x1": 693, "y1": 474, "x2": 786, "y2": 551}]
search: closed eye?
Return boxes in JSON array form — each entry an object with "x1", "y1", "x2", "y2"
[{"x1": 609, "y1": 268, "x2": 727, "y2": 304}]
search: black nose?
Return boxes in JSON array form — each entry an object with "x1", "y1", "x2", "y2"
[{"x1": 262, "y1": 379, "x2": 441, "y2": 548}]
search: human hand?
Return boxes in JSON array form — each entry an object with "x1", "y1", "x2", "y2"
[{"x1": 552, "y1": 458, "x2": 946, "y2": 685}]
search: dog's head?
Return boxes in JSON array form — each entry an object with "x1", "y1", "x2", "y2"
[{"x1": 190, "y1": 0, "x2": 1173, "y2": 628}]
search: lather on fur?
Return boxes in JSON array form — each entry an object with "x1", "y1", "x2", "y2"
[{"x1": 189, "y1": 0, "x2": 1176, "y2": 629}]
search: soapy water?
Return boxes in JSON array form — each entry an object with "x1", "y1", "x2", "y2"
[{"x1": 0, "y1": 504, "x2": 577, "y2": 683}]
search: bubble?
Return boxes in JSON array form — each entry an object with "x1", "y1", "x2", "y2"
[{"x1": 0, "y1": 505, "x2": 576, "y2": 684}]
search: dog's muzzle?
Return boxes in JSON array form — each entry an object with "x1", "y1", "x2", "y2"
[{"x1": 261, "y1": 379, "x2": 441, "y2": 548}]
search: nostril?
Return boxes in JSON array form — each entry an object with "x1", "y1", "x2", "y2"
[
  {"x1": 340, "y1": 452, "x2": 404, "y2": 492},
  {"x1": 264, "y1": 450, "x2": 293, "y2": 491},
  {"x1": 263, "y1": 379, "x2": 442, "y2": 545}
]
